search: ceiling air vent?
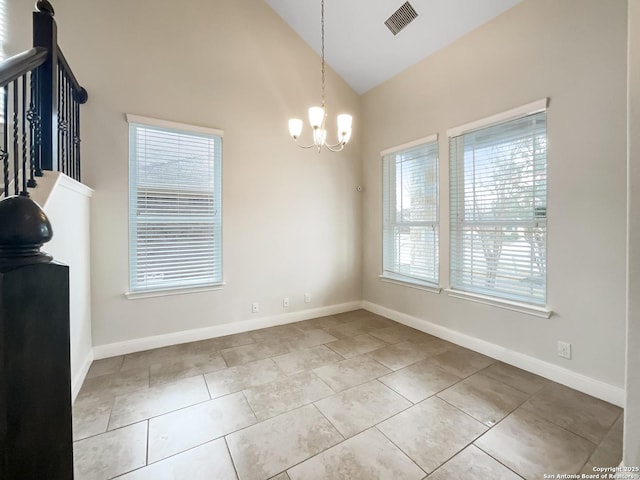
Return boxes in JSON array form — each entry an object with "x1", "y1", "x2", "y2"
[{"x1": 384, "y1": 2, "x2": 419, "y2": 36}]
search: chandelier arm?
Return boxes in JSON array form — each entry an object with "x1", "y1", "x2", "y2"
[
  {"x1": 293, "y1": 139, "x2": 318, "y2": 149},
  {"x1": 325, "y1": 142, "x2": 345, "y2": 152}
]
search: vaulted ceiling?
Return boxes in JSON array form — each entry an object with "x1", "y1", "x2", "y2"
[{"x1": 264, "y1": 0, "x2": 523, "y2": 94}]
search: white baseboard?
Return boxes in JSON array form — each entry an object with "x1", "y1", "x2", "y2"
[
  {"x1": 93, "y1": 301, "x2": 363, "y2": 360},
  {"x1": 71, "y1": 349, "x2": 94, "y2": 404},
  {"x1": 363, "y1": 301, "x2": 625, "y2": 407}
]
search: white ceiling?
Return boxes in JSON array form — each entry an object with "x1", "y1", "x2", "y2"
[{"x1": 264, "y1": 0, "x2": 523, "y2": 94}]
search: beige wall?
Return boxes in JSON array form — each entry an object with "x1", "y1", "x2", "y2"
[
  {"x1": 625, "y1": 0, "x2": 640, "y2": 467},
  {"x1": 9, "y1": 0, "x2": 362, "y2": 347},
  {"x1": 361, "y1": 0, "x2": 628, "y2": 389}
]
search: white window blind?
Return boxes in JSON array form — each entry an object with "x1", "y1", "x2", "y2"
[
  {"x1": 449, "y1": 110, "x2": 547, "y2": 305},
  {"x1": 382, "y1": 137, "x2": 439, "y2": 285},
  {"x1": 128, "y1": 116, "x2": 223, "y2": 293}
]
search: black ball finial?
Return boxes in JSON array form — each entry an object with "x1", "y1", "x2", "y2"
[
  {"x1": 35, "y1": 0, "x2": 55, "y2": 16},
  {"x1": 0, "y1": 196, "x2": 53, "y2": 265}
]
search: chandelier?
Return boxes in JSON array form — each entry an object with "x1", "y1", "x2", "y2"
[{"x1": 288, "y1": 0, "x2": 353, "y2": 153}]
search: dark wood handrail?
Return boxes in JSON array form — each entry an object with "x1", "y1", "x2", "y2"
[
  {"x1": 0, "y1": 48, "x2": 48, "y2": 88},
  {"x1": 57, "y1": 48, "x2": 88, "y2": 104}
]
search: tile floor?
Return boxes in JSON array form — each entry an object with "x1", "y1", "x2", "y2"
[{"x1": 73, "y1": 310, "x2": 624, "y2": 480}]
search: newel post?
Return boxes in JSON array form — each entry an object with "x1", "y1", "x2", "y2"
[
  {"x1": 0, "y1": 196, "x2": 73, "y2": 479},
  {"x1": 32, "y1": 0, "x2": 58, "y2": 173}
]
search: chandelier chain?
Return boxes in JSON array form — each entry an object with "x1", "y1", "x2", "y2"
[{"x1": 321, "y1": 0, "x2": 325, "y2": 109}]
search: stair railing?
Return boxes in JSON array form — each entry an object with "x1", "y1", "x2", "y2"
[{"x1": 0, "y1": 0, "x2": 88, "y2": 198}]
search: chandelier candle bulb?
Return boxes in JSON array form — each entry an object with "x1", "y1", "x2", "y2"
[
  {"x1": 337, "y1": 114, "x2": 353, "y2": 140},
  {"x1": 314, "y1": 128, "x2": 327, "y2": 146},
  {"x1": 288, "y1": 119, "x2": 303, "y2": 139},
  {"x1": 308, "y1": 107, "x2": 325, "y2": 129}
]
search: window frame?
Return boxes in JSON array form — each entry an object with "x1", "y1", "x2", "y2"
[
  {"x1": 446, "y1": 99, "x2": 550, "y2": 315},
  {"x1": 381, "y1": 134, "x2": 440, "y2": 290},
  {"x1": 125, "y1": 114, "x2": 224, "y2": 298}
]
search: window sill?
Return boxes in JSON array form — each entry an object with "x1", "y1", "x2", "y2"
[
  {"x1": 445, "y1": 289, "x2": 552, "y2": 318},
  {"x1": 125, "y1": 283, "x2": 225, "y2": 300},
  {"x1": 379, "y1": 274, "x2": 441, "y2": 294}
]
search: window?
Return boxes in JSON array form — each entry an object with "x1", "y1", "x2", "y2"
[
  {"x1": 382, "y1": 136, "x2": 439, "y2": 286},
  {"x1": 127, "y1": 115, "x2": 223, "y2": 294},
  {"x1": 449, "y1": 100, "x2": 547, "y2": 305}
]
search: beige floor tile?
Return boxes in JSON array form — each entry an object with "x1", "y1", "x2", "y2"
[
  {"x1": 122, "y1": 344, "x2": 200, "y2": 371},
  {"x1": 326, "y1": 334, "x2": 388, "y2": 358},
  {"x1": 332, "y1": 309, "x2": 376, "y2": 322},
  {"x1": 314, "y1": 380, "x2": 411, "y2": 438},
  {"x1": 149, "y1": 351, "x2": 227, "y2": 386},
  {"x1": 285, "y1": 329, "x2": 339, "y2": 350},
  {"x1": 429, "y1": 347, "x2": 495, "y2": 378},
  {"x1": 72, "y1": 396, "x2": 114, "y2": 441},
  {"x1": 86, "y1": 356, "x2": 124, "y2": 379},
  {"x1": 109, "y1": 375, "x2": 210, "y2": 430},
  {"x1": 368, "y1": 325, "x2": 430, "y2": 344},
  {"x1": 428, "y1": 445, "x2": 522, "y2": 480},
  {"x1": 244, "y1": 370, "x2": 334, "y2": 420},
  {"x1": 273, "y1": 345, "x2": 343, "y2": 376},
  {"x1": 250, "y1": 325, "x2": 305, "y2": 343},
  {"x1": 221, "y1": 341, "x2": 290, "y2": 367},
  {"x1": 77, "y1": 367, "x2": 149, "y2": 401},
  {"x1": 368, "y1": 341, "x2": 431, "y2": 370},
  {"x1": 522, "y1": 383, "x2": 621, "y2": 444},
  {"x1": 354, "y1": 316, "x2": 397, "y2": 330},
  {"x1": 437, "y1": 372, "x2": 529, "y2": 426},
  {"x1": 211, "y1": 332, "x2": 255, "y2": 350},
  {"x1": 314, "y1": 356, "x2": 391, "y2": 392},
  {"x1": 475, "y1": 407, "x2": 595, "y2": 479},
  {"x1": 287, "y1": 428, "x2": 425, "y2": 480},
  {"x1": 74, "y1": 422, "x2": 147, "y2": 480},
  {"x1": 204, "y1": 358, "x2": 285, "y2": 398},
  {"x1": 378, "y1": 396, "x2": 487, "y2": 474},
  {"x1": 115, "y1": 438, "x2": 237, "y2": 480},
  {"x1": 323, "y1": 322, "x2": 374, "y2": 339},
  {"x1": 378, "y1": 359, "x2": 461, "y2": 403},
  {"x1": 581, "y1": 414, "x2": 624, "y2": 472},
  {"x1": 480, "y1": 362, "x2": 549, "y2": 395},
  {"x1": 226, "y1": 404, "x2": 343, "y2": 480},
  {"x1": 409, "y1": 337, "x2": 457, "y2": 356},
  {"x1": 294, "y1": 315, "x2": 345, "y2": 331},
  {"x1": 269, "y1": 474, "x2": 290, "y2": 480},
  {"x1": 148, "y1": 391, "x2": 256, "y2": 463}
]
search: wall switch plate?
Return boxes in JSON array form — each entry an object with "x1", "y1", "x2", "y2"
[
  {"x1": 304, "y1": 293, "x2": 311, "y2": 303},
  {"x1": 283, "y1": 297, "x2": 290, "y2": 308},
  {"x1": 252, "y1": 302, "x2": 259, "y2": 313},
  {"x1": 557, "y1": 340, "x2": 572, "y2": 359}
]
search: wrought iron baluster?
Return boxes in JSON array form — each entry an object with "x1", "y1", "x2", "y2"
[
  {"x1": 57, "y1": 64, "x2": 64, "y2": 175},
  {"x1": 34, "y1": 67, "x2": 42, "y2": 177},
  {"x1": 27, "y1": 69, "x2": 39, "y2": 188},
  {"x1": 2, "y1": 85, "x2": 8, "y2": 195},
  {"x1": 13, "y1": 80, "x2": 20, "y2": 196},
  {"x1": 21, "y1": 74, "x2": 28, "y2": 196},
  {"x1": 66, "y1": 74, "x2": 71, "y2": 177}
]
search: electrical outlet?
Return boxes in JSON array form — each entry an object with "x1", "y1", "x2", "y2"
[
  {"x1": 557, "y1": 341, "x2": 572, "y2": 359},
  {"x1": 304, "y1": 293, "x2": 311, "y2": 304},
  {"x1": 283, "y1": 297, "x2": 290, "y2": 308},
  {"x1": 252, "y1": 302, "x2": 259, "y2": 313}
]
